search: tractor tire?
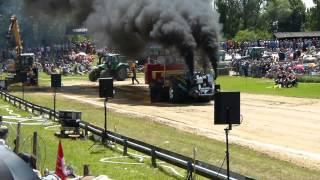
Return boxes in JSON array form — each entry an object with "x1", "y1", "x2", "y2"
[
  {"x1": 197, "y1": 96, "x2": 212, "y2": 103},
  {"x1": 89, "y1": 69, "x2": 100, "y2": 82},
  {"x1": 116, "y1": 67, "x2": 127, "y2": 81},
  {"x1": 100, "y1": 69, "x2": 111, "y2": 78},
  {"x1": 169, "y1": 83, "x2": 186, "y2": 103},
  {"x1": 150, "y1": 83, "x2": 162, "y2": 103}
]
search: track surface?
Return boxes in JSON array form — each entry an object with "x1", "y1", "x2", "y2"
[{"x1": 57, "y1": 78, "x2": 320, "y2": 169}]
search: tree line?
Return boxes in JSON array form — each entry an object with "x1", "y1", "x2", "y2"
[{"x1": 216, "y1": 0, "x2": 320, "y2": 41}]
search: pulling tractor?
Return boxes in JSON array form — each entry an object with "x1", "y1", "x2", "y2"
[
  {"x1": 89, "y1": 53, "x2": 129, "y2": 81},
  {"x1": 145, "y1": 63, "x2": 216, "y2": 103}
]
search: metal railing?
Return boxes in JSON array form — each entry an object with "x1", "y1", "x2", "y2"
[{"x1": 0, "y1": 90, "x2": 252, "y2": 180}]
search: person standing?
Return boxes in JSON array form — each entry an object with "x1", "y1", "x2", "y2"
[{"x1": 131, "y1": 61, "x2": 139, "y2": 84}]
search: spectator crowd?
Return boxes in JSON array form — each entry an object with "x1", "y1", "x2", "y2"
[
  {"x1": 222, "y1": 38, "x2": 320, "y2": 88},
  {"x1": 0, "y1": 40, "x2": 96, "y2": 76}
]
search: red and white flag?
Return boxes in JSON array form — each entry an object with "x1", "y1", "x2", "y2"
[{"x1": 55, "y1": 140, "x2": 67, "y2": 180}]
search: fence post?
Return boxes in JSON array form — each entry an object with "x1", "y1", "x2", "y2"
[
  {"x1": 49, "y1": 110, "x2": 52, "y2": 119},
  {"x1": 151, "y1": 149, "x2": 157, "y2": 168},
  {"x1": 186, "y1": 161, "x2": 193, "y2": 180},
  {"x1": 123, "y1": 139, "x2": 128, "y2": 156},
  {"x1": 32, "y1": 132, "x2": 38, "y2": 169},
  {"x1": 14, "y1": 122, "x2": 21, "y2": 154},
  {"x1": 84, "y1": 124, "x2": 88, "y2": 138},
  {"x1": 83, "y1": 164, "x2": 90, "y2": 176}
]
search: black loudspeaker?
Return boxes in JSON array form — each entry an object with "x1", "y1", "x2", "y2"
[
  {"x1": 214, "y1": 92, "x2": 240, "y2": 125},
  {"x1": 51, "y1": 74, "x2": 61, "y2": 88},
  {"x1": 99, "y1": 78, "x2": 114, "y2": 98},
  {"x1": 20, "y1": 72, "x2": 27, "y2": 83}
]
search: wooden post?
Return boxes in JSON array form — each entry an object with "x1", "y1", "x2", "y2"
[
  {"x1": 14, "y1": 122, "x2": 21, "y2": 154},
  {"x1": 151, "y1": 149, "x2": 157, "y2": 168},
  {"x1": 84, "y1": 124, "x2": 88, "y2": 138},
  {"x1": 32, "y1": 132, "x2": 38, "y2": 157},
  {"x1": 193, "y1": 147, "x2": 197, "y2": 180},
  {"x1": 83, "y1": 164, "x2": 90, "y2": 176},
  {"x1": 123, "y1": 139, "x2": 128, "y2": 156},
  {"x1": 32, "y1": 132, "x2": 38, "y2": 170}
]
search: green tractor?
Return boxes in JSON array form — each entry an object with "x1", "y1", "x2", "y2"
[{"x1": 89, "y1": 53, "x2": 129, "y2": 81}]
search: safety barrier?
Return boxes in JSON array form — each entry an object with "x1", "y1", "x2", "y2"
[{"x1": 0, "y1": 90, "x2": 252, "y2": 180}]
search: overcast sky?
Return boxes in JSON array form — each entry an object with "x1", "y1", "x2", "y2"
[{"x1": 303, "y1": 0, "x2": 315, "y2": 8}]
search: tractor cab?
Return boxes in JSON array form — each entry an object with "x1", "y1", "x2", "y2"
[
  {"x1": 99, "y1": 54, "x2": 121, "y2": 69},
  {"x1": 6, "y1": 53, "x2": 38, "y2": 85},
  {"x1": 18, "y1": 53, "x2": 35, "y2": 72}
]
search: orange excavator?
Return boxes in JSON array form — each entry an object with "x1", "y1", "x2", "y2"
[{"x1": 6, "y1": 15, "x2": 38, "y2": 86}]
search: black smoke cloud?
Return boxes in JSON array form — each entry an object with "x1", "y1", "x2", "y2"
[
  {"x1": 24, "y1": 0, "x2": 220, "y2": 76},
  {"x1": 24, "y1": 0, "x2": 93, "y2": 24}
]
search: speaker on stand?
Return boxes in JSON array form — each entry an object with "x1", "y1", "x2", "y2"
[
  {"x1": 214, "y1": 91, "x2": 240, "y2": 180},
  {"x1": 99, "y1": 78, "x2": 114, "y2": 143},
  {"x1": 51, "y1": 74, "x2": 61, "y2": 121}
]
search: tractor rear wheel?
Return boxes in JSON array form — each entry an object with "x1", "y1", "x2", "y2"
[
  {"x1": 116, "y1": 67, "x2": 127, "y2": 81},
  {"x1": 88, "y1": 69, "x2": 100, "y2": 82},
  {"x1": 196, "y1": 96, "x2": 212, "y2": 103},
  {"x1": 169, "y1": 83, "x2": 186, "y2": 103},
  {"x1": 100, "y1": 69, "x2": 111, "y2": 78}
]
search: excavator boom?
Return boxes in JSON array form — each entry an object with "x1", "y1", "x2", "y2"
[
  {"x1": 7, "y1": 15, "x2": 23, "y2": 56},
  {"x1": 5, "y1": 15, "x2": 38, "y2": 86}
]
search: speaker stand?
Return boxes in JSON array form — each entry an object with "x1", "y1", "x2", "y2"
[
  {"x1": 103, "y1": 98, "x2": 108, "y2": 143},
  {"x1": 53, "y1": 87, "x2": 57, "y2": 121},
  {"x1": 224, "y1": 107, "x2": 231, "y2": 180},
  {"x1": 22, "y1": 82, "x2": 25, "y2": 100},
  {"x1": 89, "y1": 98, "x2": 109, "y2": 151}
]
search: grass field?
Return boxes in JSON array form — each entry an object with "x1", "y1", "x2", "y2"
[
  {"x1": 217, "y1": 76, "x2": 320, "y2": 99},
  {"x1": 5, "y1": 91, "x2": 320, "y2": 180},
  {"x1": 0, "y1": 98, "x2": 185, "y2": 180},
  {"x1": 38, "y1": 72, "x2": 89, "y2": 86},
  {"x1": 3, "y1": 73, "x2": 320, "y2": 179}
]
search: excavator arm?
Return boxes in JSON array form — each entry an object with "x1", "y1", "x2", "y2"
[{"x1": 7, "y1": 15, "x2": 23, "y2": 56}]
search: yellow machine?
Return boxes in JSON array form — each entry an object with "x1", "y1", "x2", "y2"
[{"x1": 6, "y1": 15, "x2": 38, "y2": 85}]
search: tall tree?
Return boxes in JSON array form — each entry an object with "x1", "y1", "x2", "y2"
[
  {"x1": 216, "y1": 0, "x2": 242, "y2": 38},
  {"x1": 259, "y1": 0, "x2": 292, "y2": 32},
  {"x1": 241, "y1": 0, "x2": 263, "y2": 30},
  {"x1": 285, "y1": 0, "x2": 306, "y2": 31},
  {"x1": 305, "y1": 0, "x2": 320, "y2": 30}
]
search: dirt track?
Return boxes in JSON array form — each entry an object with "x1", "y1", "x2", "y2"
[{"x1": 60, "y1": 78, "x2": 320, "y2": 170}]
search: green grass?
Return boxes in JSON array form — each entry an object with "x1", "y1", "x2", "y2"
[
  {"x1": 1, "y1": 99, "x2": 185, "y2": 180},
  {"x1": 7, "y1": 91, "x2": 320, "y2": 180},
  {"x1": 217, "y1": 76, "x2": 320, "y2": 99},
  {"x1": 298, "y1": 76, "x2": 320, "y2": 83},
  {"x1": 0, "y1": 98, "x2": 31, "y2": 117},
  {"x1": 38, "y1": 72, "x2": 88, "y2": 86}
]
